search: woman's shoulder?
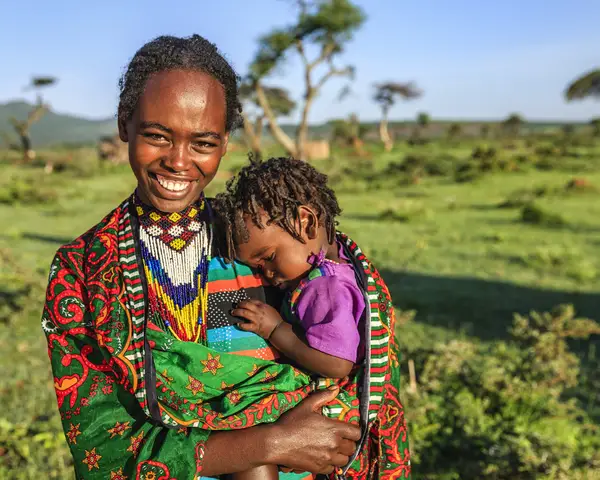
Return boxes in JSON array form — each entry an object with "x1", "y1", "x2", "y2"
[{"x1": 53, "y1": 196, "x2": 132, "y2": 272}]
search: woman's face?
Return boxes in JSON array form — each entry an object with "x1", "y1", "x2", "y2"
[{"x1": 119, "y1": 69, "x2": 229, "y2": 213}]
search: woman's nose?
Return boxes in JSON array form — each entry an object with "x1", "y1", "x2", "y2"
[{"x1": 165, "y1": 143, "x2": 192, "y2": 172}]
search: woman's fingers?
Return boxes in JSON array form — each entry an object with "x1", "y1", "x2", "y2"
[
  {"x1": 268, "y1": 396, "x2": 361, "y2": 474},
  {"x1": 335, "y1": 421, "x2": 362, "y2": 442},
  {"x1": 331, "y1": 452, "x2": 351, "y2": 468},
  {"x1": 338, "y1": 437, "x2": 358, "y2": 457},
  {"x1": 300, "y1": 386, "x2": 339, "y2": 413}
]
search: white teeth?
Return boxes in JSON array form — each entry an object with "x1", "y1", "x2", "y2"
[{"x1": 156, "y1": 175, "x2": 190, "y2": 192}]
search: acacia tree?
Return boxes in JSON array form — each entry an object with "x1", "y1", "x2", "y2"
[
  {"x1": 480, "y1": 123, "x2": 491, "y2": 139},
  {"x1": 9, "y1": 76, "x2": 57, "y2": 161},
  {"x1": 590, "y1": 118, "x2": 600, "y2": 137},
  {"x1": 447, "y1": 122, "x2": 462, "y2": 141},
  {"x1": 239, "y1": 83, "x2": 296, "y2": 159},
  {"x1": 416, "y1": 112, "x2": 430, "y2": 137},
  {"x1": 502, "y1": 113, "x2": 524, "y2": 137},
  {"x1": 248, "y1": 0, "x2": 365, "y2": 160},
  {"x1": 373, "y1": 82, "x2": 421, "y2": 152},
  {"x1": 328, "y1": 113, "x2": 365, "y2": 153},
  {"x1": 564, "y1": 69, "x2": 600, "y2": 101}
]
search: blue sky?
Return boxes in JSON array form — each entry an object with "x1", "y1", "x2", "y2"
[{"x1": 1, "y1": 0, "x2": 599, "y2": 123}]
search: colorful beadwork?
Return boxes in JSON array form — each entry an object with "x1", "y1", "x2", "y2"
[{"x1": 135, "y1": 194, "x2": 212, "y2": 343}]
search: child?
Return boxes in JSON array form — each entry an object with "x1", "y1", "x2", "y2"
[{"x1": 214, "y1": 156, "x2": 367, "y2": 480}]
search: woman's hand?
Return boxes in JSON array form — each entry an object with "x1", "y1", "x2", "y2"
[
  {"x1": 231, "y1": 299, "x2": 284, "y2": 339},
  {"x1": 264, "y1": 387, "x2": 362, "y2": 474}
]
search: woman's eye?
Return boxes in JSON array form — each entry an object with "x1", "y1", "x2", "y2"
[
  {"x1": 194, "y1": 141, "x2": 216, "y2": 149},
  {"x1": 265, "y1": 253, "x2": 275, "y2": 262},
  {"x1": 144, "y1": 133, "x2": 167, "y2": 142}
]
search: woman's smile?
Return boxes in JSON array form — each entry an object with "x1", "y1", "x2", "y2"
[{"x1": 150, "y1": 172, "x2": 197, "y2": 197}]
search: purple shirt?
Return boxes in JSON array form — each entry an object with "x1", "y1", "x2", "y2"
[{"x1": 293, "y1": 244, "x2": 366, "y2": 363}]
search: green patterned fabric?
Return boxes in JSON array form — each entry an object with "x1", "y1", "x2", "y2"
[{"x1": 41, "y1": 195, "x2": 411, "y2": 479}]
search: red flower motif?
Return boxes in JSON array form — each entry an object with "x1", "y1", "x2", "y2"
[
  {"x1": 66, "y1": 423, "x2": 82, "y2": 444},
  {"x1": 127, "y1": 432, "x2": 145, "y2": 458},
  {"x1": 82, "y1": 447, "x2": 102, "y2": 471}
]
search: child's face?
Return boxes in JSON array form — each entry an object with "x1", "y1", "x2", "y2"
[{"x1": 235, "y1": 209, "x2": 321, "y2": 291}]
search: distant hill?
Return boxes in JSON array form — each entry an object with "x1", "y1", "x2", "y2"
[
  {"x1": 0, "y1": 101, "x2": 116, "y2": 147},
  {"x1": 0, "y1": 100, "x2": 587, "y2": 148}
]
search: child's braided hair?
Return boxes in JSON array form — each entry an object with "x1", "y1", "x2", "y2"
[{"x1": 213, "y1": 156, "x2": 342, "y2": 261}]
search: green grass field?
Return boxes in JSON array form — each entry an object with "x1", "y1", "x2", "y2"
[{"x1": 1, "y1": 138, "x2": 600, "y2": 478}]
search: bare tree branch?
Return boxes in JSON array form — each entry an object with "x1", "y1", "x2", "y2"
[
  {"x1": 295, "y1": 39, "x2": 310, "y2": 70},
  {"x1": 308, "y1": 42, "x2": 336, "y2": 70},
  {"x1": 316, "y1": 65, "x2": 354, "y2": 91}
]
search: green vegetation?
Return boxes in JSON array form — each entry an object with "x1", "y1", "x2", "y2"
[
  {"x1": 1, "y1": 128, "x2": 600, "y2": 478},
  {"x1": 0, "y1": 101, "x2": 115, "y2": 148}
]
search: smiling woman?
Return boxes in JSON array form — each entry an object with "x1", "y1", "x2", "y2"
[
  {"x1": 119, "y1": 68, "x2": 230, "y2": 213},
  {"x1": 41, "y1": 35, "x2": 366, "y2": 480}
]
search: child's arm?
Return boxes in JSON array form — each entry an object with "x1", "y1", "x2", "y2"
[
  {"x1": 231, "y1": 299, "x2": 354, "y2": 378},
  {"x1": 270, "y1": 321, "x2": 354, "y2": 379}
]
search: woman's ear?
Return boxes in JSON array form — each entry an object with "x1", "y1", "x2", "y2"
[
  {"x1": 118, "y1": 117, "x2": 129, "y2": 142},
  {"x1": 298, "y1": 206, "x2": 318, "y2": 240},
  {"x1": 221, "y1": 132, "x2": 230, "y2": 157}
]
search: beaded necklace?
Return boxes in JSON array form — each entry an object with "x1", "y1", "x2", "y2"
[{"x1": 134, "y1": 193, "x2": 212, "y2": 343}]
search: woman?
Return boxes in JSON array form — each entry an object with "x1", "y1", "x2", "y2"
[{"x1": 42, "y1": 35, "x2": 410, "y2": 479}]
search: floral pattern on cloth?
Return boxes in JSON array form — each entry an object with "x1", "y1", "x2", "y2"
[{"x1": 41, "y1": 194, "x2": 410, "y2": 479}]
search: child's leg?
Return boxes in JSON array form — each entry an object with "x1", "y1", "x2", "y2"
[{"x1": 229, "y1": 465, "x2": 279, "y2": 480}]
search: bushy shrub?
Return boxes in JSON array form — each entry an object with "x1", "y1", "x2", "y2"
[
  {"x1": 383, "y1": 154, "x2": 457, "y2": 181},
  {"x1": 498, "y1": 186, "x2": 551, "y2": 208},
  {"x1": 406, "y1": 305, "x2": 600, "y2": 479},
  {"x1": 30, "y1": 147, "x2": 101, "y2": 178},
  {"x1": 453, "y1": 161, "x2": 482, "y2": 183},
  {"x1": 377, "y1": 205, "x2": 430, "y2": 223},
  {"x1": 535, "y1": 143, "x2": 563, "y2": 157},
  {"x1": 521, "y1": 203, "x2": 567, "y2": 227},
  {"x1": 0, "y1": 416, "x2": 71, "y2": 476},
  {"x1": 0, "y1": 177, "x2": 58, "y2": 206}
]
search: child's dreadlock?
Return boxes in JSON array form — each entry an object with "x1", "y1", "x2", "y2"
[{"x1": 213, "y1": 156, "x2": 342, "y2": 262}]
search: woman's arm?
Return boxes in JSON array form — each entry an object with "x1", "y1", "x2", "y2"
[
  {"x1": 202, "y1": 387, "x2": 360, "y2": 476},
  {"x1": 44, "y1": 249, "x2": 360, "y2": 478}
]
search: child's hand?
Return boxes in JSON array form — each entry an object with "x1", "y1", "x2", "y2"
[{"x1": 231, "y1": 299, "x2": 284, "y2": 339}]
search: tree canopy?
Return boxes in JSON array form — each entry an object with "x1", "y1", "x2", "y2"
[
  {"x1": 249, "y1": 0, "x2": 365, "y2": 81},
  {"x1": 565, "y1": 69, "x2": 600, "y2": 101},
  {"x1": 373, "y1": 82, "x2": 422, "y2": 112},
  {"x1": 246, "y1": 0, "x2": 365, "y2": 159},
  {"x1": 417, "y1": 112, "x2": 431, "y2": 127}
]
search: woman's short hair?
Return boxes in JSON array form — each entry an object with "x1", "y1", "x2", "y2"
[{"x1": 118, "y1": 34, "x2": 242, "y2": 131}]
